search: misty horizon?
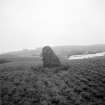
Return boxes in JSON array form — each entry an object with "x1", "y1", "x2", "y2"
[
  {"x1": 0, "y1": 0, "x2": 105, "y2": 53},
  {"x1": 1, "y1": 43, "x2": 105, "y2": 54}
]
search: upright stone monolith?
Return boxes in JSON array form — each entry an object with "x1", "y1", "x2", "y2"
[{"x1": 42, "y1": 46, "x2": 61, "y2": 68}]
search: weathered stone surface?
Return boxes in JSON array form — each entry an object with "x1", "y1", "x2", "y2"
[{"x1": 42, "y1": 46, "x2": 61, "y2": 67}]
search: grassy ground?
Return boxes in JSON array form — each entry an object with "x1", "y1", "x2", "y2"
[{"x1": 0, "y1": 56, "x2": 105, "y2": 105}]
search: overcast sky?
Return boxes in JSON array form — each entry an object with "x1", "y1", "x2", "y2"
[{"x1": 0, "y1": 0, "x2": 105, "y2": 53}]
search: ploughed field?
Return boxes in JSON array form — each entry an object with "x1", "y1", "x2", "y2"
[{"x1": 0, "y1": 56, "x2": 105, "y2": 105}]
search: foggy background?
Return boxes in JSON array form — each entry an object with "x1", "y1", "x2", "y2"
[{"x1": 0, "y1": 0, "x2": 105, "y2": 53}]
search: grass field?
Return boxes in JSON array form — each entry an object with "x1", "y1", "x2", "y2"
[{"x1": 0, "y1": 56, "x2": 105, "y2": 105}]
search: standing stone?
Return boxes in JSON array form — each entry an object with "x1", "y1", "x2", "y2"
[{"x1": 42, "y1": 46, "x2": 61, "y2": 67}]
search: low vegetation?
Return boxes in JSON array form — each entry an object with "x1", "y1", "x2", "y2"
[
  {"x1": 0, "y1": 59, "x2": 11, "y2": 64},
  {"x1": 0, "y1": 57, "x2": 105, "y2": 105}
]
